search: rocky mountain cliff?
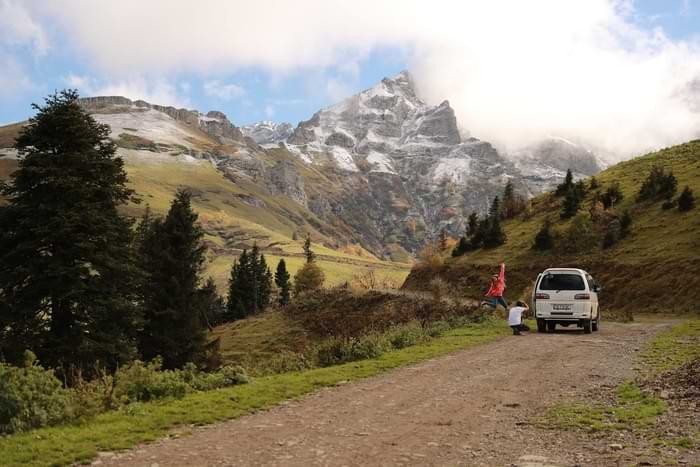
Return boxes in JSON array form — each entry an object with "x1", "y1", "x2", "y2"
[{"x1": 0, "y1": 72, "x2": 603, "y2": 259}]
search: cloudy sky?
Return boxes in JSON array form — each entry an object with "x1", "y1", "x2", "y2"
[{"x1": 1, "y1": 0, "x2": 699, "y2": 158}]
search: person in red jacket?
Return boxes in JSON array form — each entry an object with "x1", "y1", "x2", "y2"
[{"x1": 481, "y1": 263, "x2": 507, "y2": 310}]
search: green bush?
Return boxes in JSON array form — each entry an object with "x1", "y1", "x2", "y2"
[
  {"x1": 388, "y1": 325, "x2": 423, "y2": 349},
  {"x1": 315, "y1": 334, "x2": 388, "y2": 367},
  {"x1": 113, "y1": 359, "x2": 190, "y2": 404},
  {"x1": 0, "y1": 352, "x2": 73, "y2": 434}
]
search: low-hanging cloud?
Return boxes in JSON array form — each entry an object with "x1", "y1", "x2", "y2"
[{"x1": 25, "y1": 0, "x2": 700, "y2": 159}]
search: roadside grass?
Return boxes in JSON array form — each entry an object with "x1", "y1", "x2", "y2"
[
  {"x1": 0, "y1": 319, "x2": 508, "y2": 467},
  {"x1": 639, "y1": 318, "x2": 700, "y2": 375},
  {"x1": 537, "y1": 318, "x2": 700, "y2": 433},
  {"x1": 537, "y1": 382, "x2": 667, "y2": 432}
]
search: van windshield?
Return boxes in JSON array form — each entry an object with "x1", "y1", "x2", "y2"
[{"x1": 539, "y1": 273, "x2": 585, "y2": 291}]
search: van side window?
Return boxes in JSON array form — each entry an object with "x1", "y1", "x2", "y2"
[{"x1": 586, "y1": 275, "x2": 595, "y2": 290}]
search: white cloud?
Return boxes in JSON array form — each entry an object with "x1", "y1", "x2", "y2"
[
  {"x1": 0, "y1": 54, "x2": 32, "y2": 97},
  {"x1": 203, "y1": 80, "x2": 245, "y2": 101},
  {"x1": 0, "y1": 0, "x2": 47, "y2": 55},
  {"x1": 264, "y1": 104, "x2": 275, "y2": 118},
  {"x1": 28, "y1": 0, "x2": 700, "y2": 158},
  {"x1": 62, "y1": 74, "x2": 190, "y2": 107}
]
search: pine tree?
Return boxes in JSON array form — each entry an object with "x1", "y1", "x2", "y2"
[
  {"x1": 619, "y1": 210, "x2": 633, "y2": 238},
  {"x1": 678, "y1": 186, "x2": 695, "y2": 212},
  {"x1": 303, "y1": 235, "x2": 315, "y2": 263},
  {"x1": 0, "y1": 90, "x2": 140, "y2": 374},
  {"x1": 198, "y1": 278, "x2": 226, "y2": 329},
  {"x1": 226, "y1": 250, "x2": 251, "y2": 321},
  {"x1": 638, "y1": 165, "x2": 677, "y2": 202},
  {"x1": 560, "y1": 187, "x2": 581, "y2": 219},
  {"x1": 601, "y1": 183, "x2": 624, "y2": 209},
  {"x1": 483, "y1": 215, "x2": 506, "y2": 248},
  {"x1": 466, "y1": 212, "x2": 479, "y2": 237},
  {"x1": 555, "y1": 169, "x2": 574, "y2": 196},
  {"x1": 275, "y1": 259, "x2": 291, "y2": 305},
  {"x1": 451, "y1": 237, "x2": 470, "y2": 257},
  {"x1": 502, "y1": 180, "x2": 526, "y2": 219},
  {"x1": 489, "y1": 195, "x2": 501, "y2": 220},
  {"x1": 256, "y1": 253, "x2": 272, "y2": 310},
  {"x1": 589, "y1": 176, "x2": 599, "y2": 190},
  {"x1": 533, "y1": 219, "x2": 554, "y2": 250},
  {"x1": 138, "y1": 190, "x2": 208, "y2": 369}
]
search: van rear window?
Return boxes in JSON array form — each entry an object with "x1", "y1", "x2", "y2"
[{"x1": 539, "y1": 274, "x2": 585, "y2": 291}]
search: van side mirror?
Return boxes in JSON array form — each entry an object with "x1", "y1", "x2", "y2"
[{"x1": 593, "y1": 285, "x2": 602, "y2": 293}]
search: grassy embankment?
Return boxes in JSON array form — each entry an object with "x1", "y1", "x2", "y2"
[
  {"x1": 405, "y1": 140, "x2": 700, "y2": 315},
  {"x1": 0, "y1": 319, "x2": 507, "y2": 467}
]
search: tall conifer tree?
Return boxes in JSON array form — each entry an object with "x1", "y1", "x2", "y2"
[
  {"x1": 138, "y1": 190, "x2": 207, "y2": 369},
  {"x1": 0, "y1": 90, "x2": 139, "y2": 373}
]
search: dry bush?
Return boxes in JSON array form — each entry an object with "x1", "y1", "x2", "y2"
[
  {"x1": 429, "y1": 278, "x2": 449, "y2": 302},
  {"x1": 351, "y1": 269, "x2": 400, "y2": 291},
  {"x1": 417, "y1": 242, "x2": 444, "y2": 271}
]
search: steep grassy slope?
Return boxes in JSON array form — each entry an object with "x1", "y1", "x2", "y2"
[
  {"x1": 0, "y1": 123, "x2": 411, "y2": 291},
  {"x1": 405, "y1": 140, "x2": 700, "y2": 314}
]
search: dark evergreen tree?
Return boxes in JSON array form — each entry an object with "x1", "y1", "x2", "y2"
[
  {"x1": 483, "y1": 197, "x2": 506, "y2": 248},
  {"x1": 574, "y1": 179, "x2": 588, "y2": 200},
  {"x1": 561, "y1": 187, "x2": 581, "y2": 219},
  {"x1": 589, "y1": 176, "x2": 599, "y2": 190},
  {"x1": 451, "y1": 236, "x2": 470, "y2": 257},
  {"x1": 466, "y1": 212, "x2": 479, "y2": 237},
  {"x1": 601, "y1": 183, "x2": 624, "y2": 209},
  {"x1": 638, "y1": 165, "x2": 677, "y2": 202},
  {"x1": 502, "y1": 180, "x2": 525, "y2": 219},
  {"x1": 303, "y1": 235, "x2": 315, "y2": 263},
  {"x1": 619, "y1": 210, "x2": 633, "y2": 238},
  {"x1": 470, "y1": 217, "x2": 489, "y2": 249},
  {"x1": 678, "y1": 186, "x2": 695, "y2": 212},
  {"x1": 225, "y1": 246, "x2": 272, "y2": 319},
  {"x1": 198, "y1": 278, "x2": 226, "y2": 330},
  {"x1": 555, "y1": 169, "x2": 574, "y2": 196},
  {"x1": 533, "y1": 219, "x2": 554, "y2": 250},
  {"x1": 256, "y1": 252, "x2": 273, "y2": 311},
  {"x1": 275, "y1": 259, "x2": 291, "y2": 305},
  {"x1": 138, "y1": 190, "x2": 207, "y2": 369},
  {"x1": 0, "y1": 90, "x2": 140, "y2": 374}
]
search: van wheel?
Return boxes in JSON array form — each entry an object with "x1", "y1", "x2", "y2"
[
  {"x1": 537, "y1": 319, "x2": 546, "y2": 333},
  {"x1": 546, "y1": 321, "x2": 556, "y2": 333},
  {"x1": 592, "y1": 317, "x2": 599, "y2": 332},
  {"x1": 583, "y1": 319, "x2": 592, "y2": 334}
]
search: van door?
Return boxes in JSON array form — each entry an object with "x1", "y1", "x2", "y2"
[
  {"x1": 586, "y1": 274, "x2": 599, "y2": 319},
  {"x1": 531, "y1": 273, "x2": 542, "y2": 312}
]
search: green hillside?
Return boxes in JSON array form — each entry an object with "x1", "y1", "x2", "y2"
[
  {"x1": 0, "y1": 123, "x2": 411, "y2": 290},
  {"x1": 405, "y1": 140, "x2": 700, "y2": 314}
]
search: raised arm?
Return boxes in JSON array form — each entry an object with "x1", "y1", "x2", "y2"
[{"x1": 498, "y1": 263, "x2": 505, "y2": 282}]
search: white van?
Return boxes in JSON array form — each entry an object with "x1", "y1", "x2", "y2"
[{"x1": 531, "y1": 268, "x2": 600, "y2": 334}]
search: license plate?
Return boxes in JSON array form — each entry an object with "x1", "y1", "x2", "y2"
[{"x1": 552, "y1": 304, "x2": 572, "y2": 311}]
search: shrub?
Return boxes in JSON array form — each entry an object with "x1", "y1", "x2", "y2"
[
  {"x1": 387, "y1": 324, "x2": 424, "y2": 349},
  {"x1": 533, "y1": 219, "x2": 554, "y2": 250},
  {"x1": 560, "y1": 187, "x2": 581, "y2": 219},
  {"x1": 429, "y1": 278, "x2": 449, "y2": 302},
  {"x1": 662, "y1": 199, "x2": 675, "y2": 210},
  {"x1": 619, "y1": 210, "x2": 632, "y2": 238},
  {"x1": 293, "y1": 262, "x2": 325, "y2": 297},
  {"x1": 0, "y1": 352, "x2": 73, "y2": 434},
  {"x1": 601, "y1": 183, "x2": 624, "y2": 209},
  {"x1": 113, "y1": 359, "x2": 190, "y2": 404},
  {"x1": 314, "y1": 334, "x2": 387, "y2": 367},
  {"x1": 638, "y1": 165, "x2": 677, "y2": 202},
  {"x1": 678, "y1": 186, "x2": 695, "y2": 212}
]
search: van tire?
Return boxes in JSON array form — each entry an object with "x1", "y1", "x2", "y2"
[
  {"x1": 546, "y1": 321, "x2": 556, "y2": 333},
  {"x1": 537, "y1": 319, "x2": 546, "y2": 333},
  {"x1": 592, "y1": 317, "x2": 599, "y2": 332},
  {"x1": 583, "y1": 319, "x2": 592, "y2": 334}
]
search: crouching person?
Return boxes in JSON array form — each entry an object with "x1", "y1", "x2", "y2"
[{"x1": 508, "y1": 301, "x2": 530, "y2": 335}]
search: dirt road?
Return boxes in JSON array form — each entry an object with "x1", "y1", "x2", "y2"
[{"x1": 98, "y1": 320, "x2": 684, "y2": 467}]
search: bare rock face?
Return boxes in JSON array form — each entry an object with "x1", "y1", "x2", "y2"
[
  {"x1": 280, "y1": 70, "x2": 530, "y2": 245},
  {"x1": 78, "y1": 96, "x2": 246, "y2": 145},
  {"x1": 241, "y1": 121, "x2": 294, "y2": 145},
  {"x1": 264, "y1": 161, "x2": 307, "y2": 205}
]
